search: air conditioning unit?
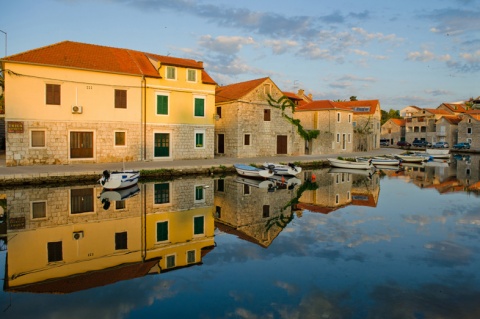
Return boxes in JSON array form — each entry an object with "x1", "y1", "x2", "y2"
[
  {"x1": 73, "y1": 231, "x2": 84, "y2": 240},
  {"x1": 72, "y1": 105, "x2": 83, "y2": 114}
]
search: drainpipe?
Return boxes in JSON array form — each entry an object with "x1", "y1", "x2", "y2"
[{"x1": 142, "y1": 76, "x2": 146, "y2": 160}]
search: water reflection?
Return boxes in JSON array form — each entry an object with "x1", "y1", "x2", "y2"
[{"x1": 0, "y1": 155, "x2": 479, "y2": 318}]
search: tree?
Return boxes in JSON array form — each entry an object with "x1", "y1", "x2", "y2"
[
  {"x1": 350, "y1": 96, "x2": 358, "y2": 101},
  {"x1": 381, "y1": 108, "x2": 401, "y2": 125}
]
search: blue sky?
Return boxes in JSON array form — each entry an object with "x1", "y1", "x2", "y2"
[{"x1": 2, "y1": 0, "x2": 479, "y2": 110}]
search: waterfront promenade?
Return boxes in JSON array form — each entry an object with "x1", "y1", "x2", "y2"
[{"x1": 0, "y1": 148, "x2": 404, "y2": 186}]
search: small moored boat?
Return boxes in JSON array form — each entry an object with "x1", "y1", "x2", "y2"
[
  {"x1": 395, "y1": 154, "x2": 425, "y2": 163},
  {"x1": 328, "y1": 167, "x2": 376, "y2": 177},
  {"x1": 99, "y1": 169, "x2": 140, "y2": 190},
  {"x1": 327, "y1": 158, "x2": 374, "y2": 170},
  {"x1": 98, "y1": 184, "x2": 140, "y2": 210},
  {"x1": 234, "y1": 176, "x2": 276, "y2": 190},
  {"x1": 234, "y1": 164, "x2": 274, "y2": 178},
  {"x1": 357, "y1": 157, "x2": 400, "y2": 166},
  {"x1": 426, "y1": 148, "x2": 450, "y2": 158},
  {"x1": 262, "y1": 162, "x2": 302, "y2": 176}
]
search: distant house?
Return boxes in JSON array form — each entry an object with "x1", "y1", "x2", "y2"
[
  {"x1": 405, "y1": 108, "x2": 451, "y2": 144},
  {"x1": 400, "y1": 105, "x2": 421, "y2": 118},
  {"x1": 334, "y1": 100, "x2": 382, "y2": 151},
  {"x1": 0, "y1": 41, "x2": 216, "y2": 166},
  {"x1": 294, "y1": 100, "x2": 354, "y2": 155},
  {"x1": 214, "y1": 77, "x2": 302, "y2": 157},
  {"x1": 436, "y1": 116, "x2": 462, "y2": 146},
  {"x1": 458, "y1": 110, "x2": 480, "y2": 149},
  {"x1": 381, "y1": 118, "x2": 405, "y2": 145}
]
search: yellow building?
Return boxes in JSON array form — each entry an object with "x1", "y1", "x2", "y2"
[{"x1": 0, "y1": 41, "x2": 216, "y2": 166}]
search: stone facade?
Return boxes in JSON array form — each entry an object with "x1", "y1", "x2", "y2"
[
  {"x1": 436, "y1": 117, "x2": 460, "y2": 146},
  {"x1": 6, "y1": 120, "x2": 141, "y2": 166},
  {"x1": 380, "y1": 118, "x2": 405, "y2": 145},
  {"x1": 458, "y1": 113, "x2": 480, "y2": 149},
  {"x1": 215, "y1": 78, "x2": 303, "y2": 158}
]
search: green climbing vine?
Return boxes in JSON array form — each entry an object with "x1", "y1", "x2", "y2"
[{"x1": 267, "y1": 94, "x2": 320, "y2": 141}]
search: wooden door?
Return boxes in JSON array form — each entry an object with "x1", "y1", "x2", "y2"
[
  {"x1": 276, "y1": 135, "x2": 287, "y2": 154},
  {"x1": 218, "y1": 134, "x2": 225, "y2": 154},
  {"x1": 70, "y1": 132, "x2": 93, "y2": 158}
]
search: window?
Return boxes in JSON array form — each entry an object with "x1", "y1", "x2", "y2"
[
  {"x1": 166, "y1": 255, "x2": 175, "y2": 268},
  {"x1": 263, "y1": 83, "x2": 271, "y2": 95},
  {"x1": 46, "y1": 84, "x2": 60, "y2": 105},
  {"x1": 348, "y1": 114, "x2": 352, "y2": 123},
  {"x1": 347, "y1": 191, "x2": 351, "y2": 200},
  {"x1": 244, "y1": 134, "x2": 250, "y2": 146},
  {"x1": 70, "y1": 188, "x2": 94, "y2": 214},
  {"x1": 195, "y1": 131, "x2": 205, "y2": 148},
  {"x1": 353, "y1": 122, "x2": 357, "y2": 127},
  {"x1": 47, "y1": 241, "x2": 63, "y2": 262},
  {"x1": 187, "y1": 250, "x2": 196, "y2": 263},
  {"x1": 115, "y1": 89, "x2": 127, "y2": 108},
  {"x1": 243, "y1": 184, "x2": 250, "y2": 195},
  {"x1": 336, "y1": 133, "x2": 340, "y2": 143},
  {"x1": 216, "y1": 106, "x2": 222, "y2": 119},
  {"x1": 166, "y1": 66, "x2": 176, "y2": 80},
  {"x1": 337, "y1": 112, "x2": 341, "y2": 122},
  {"x1": 156, "y1": 221, "x2": 168, "y2": 242},
  {"x1": 194, "y1": 216, "x2": 204, "y2": 235},
  {"x1": 115, "y1": 131, "x2": 126, "y2": 147},
  {"x1": 348, "y1": 133, "x2": 351, "y2": 143},
  {"x1": 156, "y1": 94, "x2": 169, "y2": 115},
  {"x1": 263, "y1": 205, "x2": 270, "y2": 218},
  {"x1": 264, "y1": 109, "x2": 271, "y2": 121},
  {"x1": 115, "y1": 232, "x2": 127, "y2": 250},
  {"x1": 31, "y1": 130, "x2": 46, "y2": 148},
  {"x1": 115, "y1": 201, "x2": 126, "y2": 210},
  {"x1": 467, "y1": 127, "x2": 472, "y2": 134},
  {"x1": 194, "y1": 97, "x2": 205, "y2": 117},
  {"x1": 187, "y1": 69, "x2": 196, "y2": 82},
  {"x1": 335, "y1": 194, "x2": 339, "y2": 204},
  {"x1": 216, "y1": 179, "x2": 224, "y2": 192},
  {"x1": 215, "y1": 206, "x2": 222, "y2": 218},
  {"x1": 32, "y1": 201, "x2": 46, "y2": 219},
  {"x1": 195, "y1": 186, "x2": 205, "y2": 202},
  {"x1": 154, "y1": 183, "x2": 170, "y2": 204}
]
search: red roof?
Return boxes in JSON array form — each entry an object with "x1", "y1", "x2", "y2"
[
  {"x1": 423, "y1": 108, "x2": 451, "y2": 115},
  {"x1": 282, "y1": 91, "x2": 303, "y2": 101},
  {"x1": 2, "y1": 40, "x2": 216, "y2": 84},
  {"x1": 441, "y1": 103, "x2": 467, "y2": 113},
  {"x1": 333, "y1": 100, "x2": 379, "y2": 114},
  {"x1": 215, "y1": 77, "x2": 269, "y2": 103},
  {"x1": 296, "y1": 100, "x2": 352, "y2": 112},
  {"x1": 390, "y1": 118, "x2": 406, "y2": 126},
  {"x1": 439, "y1": 115, "x2": 462, "y2": 124}
]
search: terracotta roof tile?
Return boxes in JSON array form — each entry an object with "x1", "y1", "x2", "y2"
[
  {"x1": 333, "y1": 100, "x2": 379, "y2": 114},
  {"x1": 441, "y1": 103, "x2": 467, "y2": 113},
  {"x1": 2, "y1": 40, "x2": 216, "y2": 84},
  {"x1": 282, "y1": 91, "x2": 303, "y2": 101},
  {"x1": 215, "y1": 77, "x2": 269, "y2": 103},
  {"x1": 296, "y1": 100, "x2": 352, "y2": 111},
  {"x1": 439, "y1": 115, "x2": 462, "y2": 124},
  {"x1": 390, "y1": 118, "x2": 406, "y2": 126}
]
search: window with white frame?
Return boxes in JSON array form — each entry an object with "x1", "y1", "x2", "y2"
[
  {"x1": 154, "y1": 183, "x2": 170, "y2": 205},
  {"x1": 195, "y1": 185, "x2": 205, "y2": 203},
  {"x1": 336, "y1": 133, "x2": 340, "y2": 143},
  {"x1": 194, "y1": 216, "x2": 205, "y2": 235},
  {"x1": 187, "y1": 69, "x2": 197, "y2": 82},
  {"x1": 194, "y1": 96, "x2": 205, "y2": 117},
  {"x1": 187, "y1": 250, "x2": 196, "y2": 263},
  {"x1": 156, "y1": 221, "x2": 168, "y2": 242},
  {"x1": 115, "y1": 131, "x2": 126, "y2": 147},
  {"x1": 166, "y1": 255, "x2": 175, "y2": 268},
  {"x1": 32, "y1": 201, "x2": 47, "y2": 219},
  {"x1": 195, "y1": 130, "x2": 205, "y2": 149},
  {"x1": 31, "y1": 130, "x2": 46, "y2": 148},
  {"x1": 166, "y1": 66, "x2": 176, "y2": 80},
  {"x1": 156, "y1": 93, "x2": 169, "y2": 115}
]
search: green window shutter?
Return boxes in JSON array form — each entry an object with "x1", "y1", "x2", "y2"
[
  {"x1": 195, "y1": 186, "x2": 203, "y2": 201},
  {"x1": 157, "y1": 95, "x2": 168, "y2": 115},
  {"x1": 156, "y1": 221, "x2": 168, "y2": 241},
  {"x1": 196, "y1": 133, "x2": 203, "y2": 147},
  {"x1": 194, "y1": 216, "x2": 204, "y2": 235},
  {"x1": 194, "y1": 98, "x2": 204, "y2": 116}
]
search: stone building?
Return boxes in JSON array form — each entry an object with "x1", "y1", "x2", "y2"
[
  {"x1": 400, "y1": 105, "x2": 421, "y2": 118},
  {"x1": 381, "y1": 118, "x2": 405, "y2": 145},
  {"x1": 458, "y1": 111, "x2": 480, "y2": 149},
  {"x1": 294, "y1": 100, "x2": 354, "y2": 155},
  {"x1": 405, "y1": 108, "x2": 451, "y2": 145},
  {"x1": 214, "y1": 77, "x2": 303, "y2": 157},
  {"x1": 436, "y1": 115, "x2": 461, "y2": 146},
  {"x1": 1, "y1": 41, "x2": 216, "y2": 166}
]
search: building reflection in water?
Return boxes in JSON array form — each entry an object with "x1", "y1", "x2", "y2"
[
  {"x1": 2, "y1": 177, "x2": 215, "y2": 293},
  {"x1": 1, "y1": 157, "x2": 478, "y2": 294}
]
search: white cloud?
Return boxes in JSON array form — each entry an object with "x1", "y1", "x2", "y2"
[
  {"x1": 198, "y1": 35, "x2": 255, "y2": 55},
  {"x1": 406, "y1": 50, "x2": 436, "y2": 62},
  {"x1": 263, "y1": 39, "x2": 298, "y2": 55}
]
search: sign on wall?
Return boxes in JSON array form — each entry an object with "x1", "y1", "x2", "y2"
[{"x1": 7, "y1": 121, "x2": 24, "y2": 133}]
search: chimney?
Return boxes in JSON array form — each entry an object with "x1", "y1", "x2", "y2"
[
  {"x1": 198, "y1": 61, "x2": 204, "y2": 68},
  {"x1": 308, "y1": 93, "x2": 313, "y2": 100},
  {"x1": 297, "y1": 89, "x2": 304, "y2": 96}
]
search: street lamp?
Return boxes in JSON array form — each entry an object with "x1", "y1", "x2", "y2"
[{"x1": 0, "y1": 30, "x2": 7, "y2": 57}]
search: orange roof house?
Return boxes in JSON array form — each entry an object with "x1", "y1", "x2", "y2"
[{"x1": 1, "y1": 41, "x2": 217, "y2": 166}]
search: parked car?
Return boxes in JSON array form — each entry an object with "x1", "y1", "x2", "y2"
[
  {"x1": 412, "y1": 140, "x2": 432, "y2": 148},
  {"x1": 397, "y1": 141, "x2": 411, "y2": 147},
  {"x1": 433, "y1": 142, "x2": 449, "y2": 148},
  {"x1": 380, "y1": 139, "x2": 390, "y2": 147},
  {"x1": 453, "y1": 142, "x2": 470, "y2": 149}
]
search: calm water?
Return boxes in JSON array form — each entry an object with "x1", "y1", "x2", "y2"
[{"x1": 1, "y1": 155, "x2": 479, "y2": 319}]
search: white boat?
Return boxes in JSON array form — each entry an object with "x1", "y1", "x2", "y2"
[
  {"x1": 357, "y1": 157, "x2": 400, "y2": 166},
  {"x1": 99, "y1": 169, "x2": 140, "y2": 190},
  {"x1": 426, "y1": 148, "x2": 450, "y2": 158},
  {"x1": 234, "y1": 164, "x2": 274, "y2": 178},
  {"x1": 327, "y1": 158, "x2": 374, "y2": 170},
  {"x1": 98, "y1": 184, "x2": 140, "y2": 210},
  {"x1": 262, "y1": 162, "x2": 302, "y2": 176},
  {"x1": 268, "y1": 175, "x2": 302, "y2": 189},
  {"x1": 395, "y1": 154, "x2": 425, "y2": 163},
  {"x1": 234, "y1": 176, "x2": 276, "y2": 190}
]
